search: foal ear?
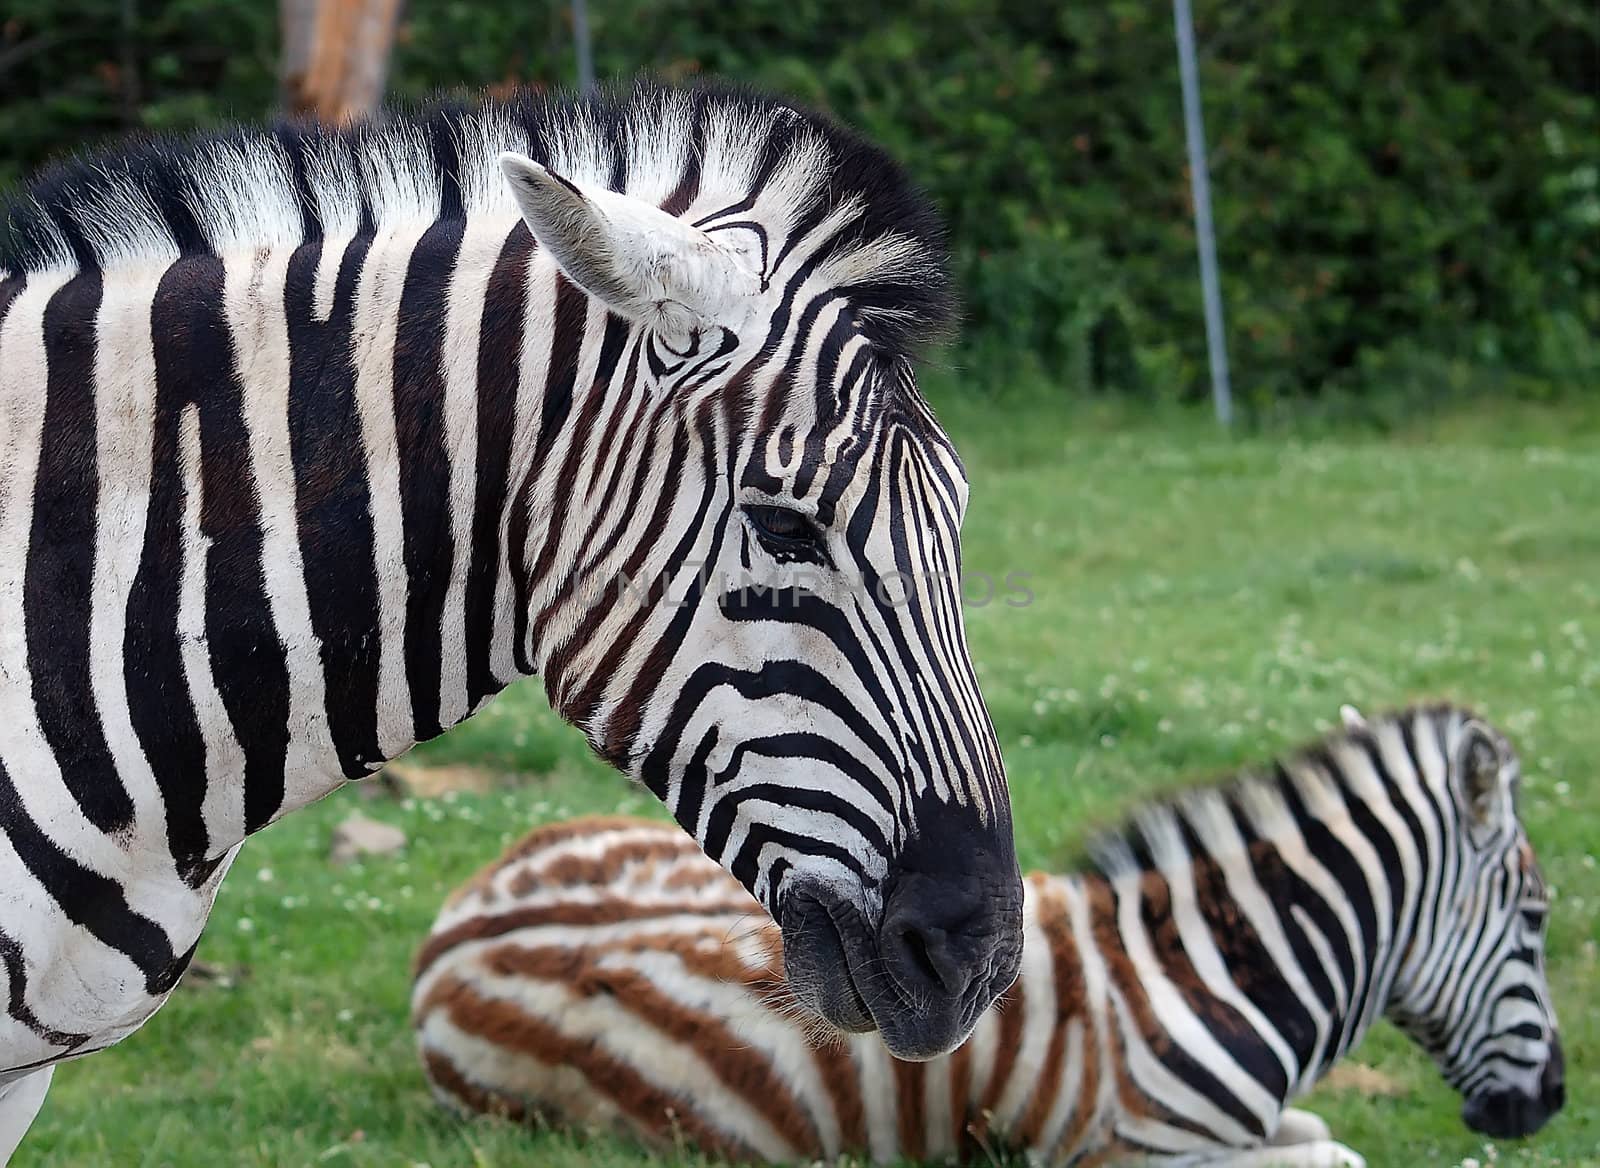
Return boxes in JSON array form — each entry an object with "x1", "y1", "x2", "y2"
[
  {"x1": 1338, "y1": 704, "x2": 1368, "y2": 731},
  {"x1": 499, "y1": 153, "x2": 760, "y2": 338},
  {"x1": 1455, "y1": 718, "x2": 1514, "y2": 834}
]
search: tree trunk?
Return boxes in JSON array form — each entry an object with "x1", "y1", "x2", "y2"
[{"x1": 279, "y1": 0, "x2": 402, "y2": 125}]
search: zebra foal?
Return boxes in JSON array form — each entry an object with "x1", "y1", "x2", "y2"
[
  {"x1": 0, "y1": 80, "x2": 1025, "y2": 1157},
  {"x1": 413, "y1": 704, "x2": 1564, "y2": 1166}
]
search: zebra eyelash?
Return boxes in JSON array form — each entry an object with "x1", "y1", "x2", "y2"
[{"x1": 743, "y1": 504, "x2": 827, "y2": 564}]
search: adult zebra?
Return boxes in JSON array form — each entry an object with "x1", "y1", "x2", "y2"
[
  {"x1": 414, "y1": 704, "x2": 1564, "y2": 1166},
  {"x1": 0, "y1": 80, "x2": 1023, "y2": 1157}
]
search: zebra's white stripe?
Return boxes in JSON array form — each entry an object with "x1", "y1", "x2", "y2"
[
  {"x1": 1107, "y1": 861, "x2": 1269, "y2": 1143},
  {"x1": 1140, "y1": 804, "x2": 1301, "y2": 1108},
  {"x1": 348, "y1": 224, "x2": 429, "y2": 758},
  {"x1": 0, "y1": 833, "x2": 83, "y2": 1069},
  {"x1": 0, "y1": 271, "x2": 135, "y2": 892},
  {"x1": 1234, "y1": 779, "x2": 1364, "y2": 1019},
  {"x1": 302, "y1": 136, "x2": 363, "y2": 322},
  {"x1": 988, "y1": 891, "x2": 1056, "y2": 1125},
  {"x1": 1179, "y1": 788, "x2": 1335, "y2": 1093},
  {"x1": 488, "y1": 250, "x2": 558, "y2": 684},
  {"x1": 0, "y1": 269, "x2": 178, "y2": 1033},
  {"x1": 919, "y1": 1043, "x2": 954, "y2": 1157},
  {"x1": 434, "y1": 220, "x2": 508, "y2": 729},
  {"x1": 851, "y1": 1037, "x2": 899, "y2": 1165},
  {"x1": 623, "y1": 948, "x2": 805, "y2": 1159},
  {"x1": 177, "y1": 402, "x2": 249, "y2": 852},
  {"x1": 523, "y1": 296, "x2": 612, "y2": 673},
  {"x1": 222, "y1": 247, "x2": 342, "y2": 815},
  {"x1": 88, "y1": 258, "x2": 177, "y2": 857},
  {"x1": 1331, "y1": 737, "x2": 1425, "y2": 992},
  {"x1": 1034, "y1": 1018, "x2": 1088, "y2": 1155},
  {"x1": 1106, "y1": 982, "x2": 1256, "y2": 1149}
]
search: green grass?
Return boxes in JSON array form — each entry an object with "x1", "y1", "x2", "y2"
[{"x1": 21, "y1": 387, "x2": 1600, "y2": 1168}]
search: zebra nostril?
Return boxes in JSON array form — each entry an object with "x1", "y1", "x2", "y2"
[
  {"x1": 897, "y1": 926, "x2": 953, "y2": 994},
  {"x1": 881, "y1": 898, "x2": 981, "y2": 1000}
]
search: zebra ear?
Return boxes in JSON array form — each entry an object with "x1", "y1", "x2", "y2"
[
  {"x1": 498, "y1": 153, "x2": 760, "y2": 338},
  {"x1": 1455, "y1": 719, "x2": 1513, "y2": 833},
  {"x1": 1338, "y1": 704, "x2": 1368, "y2": 731}
]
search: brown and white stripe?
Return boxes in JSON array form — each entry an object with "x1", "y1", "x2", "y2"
[{"x1": 414, "y1": 705, "x2": 1564, "y2": 1166}]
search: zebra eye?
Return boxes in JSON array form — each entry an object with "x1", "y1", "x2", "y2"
[{"x1": 745, "y1": 504, "x2": 819, "y2": 549}]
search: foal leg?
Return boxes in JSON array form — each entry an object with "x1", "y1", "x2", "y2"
[
  {"x1": 0, "y1": 1066, "x2": 55, "y2": 1165},
  {"x1": 1269, "y1": 1107, "x2": 1333, "y2": 1145},
  {"x1": 1185, "y1": 1141, "x2": 1366, "y2": 1168}
]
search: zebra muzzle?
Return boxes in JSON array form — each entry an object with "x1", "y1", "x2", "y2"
[
  {"x1": 776, "y1": 864, "x2": 1022, "y2": 1062},
  {"x1": 1460, "y1": 1034, "x2": 1565, "y2": 1139}
]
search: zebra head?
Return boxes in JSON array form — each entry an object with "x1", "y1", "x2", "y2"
[
  {"x1": 491, "y1": 89, "x2": 1023, "y2": 1061},
  {"x1": 1389, "y1": 714, "x2": 1562, "y2": 1139}
]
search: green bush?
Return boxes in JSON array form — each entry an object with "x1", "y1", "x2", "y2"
[{"x1": 3, "y1": 0, "x2": 1595, "y2": 401}]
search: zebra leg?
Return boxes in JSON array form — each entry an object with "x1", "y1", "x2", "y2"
[
  {"x1": 0, "y1": 1065, "x2": 54, "y2": 1164},
  {"x1": 1269, "y1": 1107, "x2": 1333, "y2": 1145}
]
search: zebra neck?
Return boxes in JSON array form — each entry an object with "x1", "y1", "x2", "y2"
[
  {"x1": 1070, "y1": 796, "x2": 1409, "y2": 1100},
  {"x1": 282, "y1": 216, "x2": 651, "y2": 767},
  {"x1": 115, "y1": 215, "x2": 647, "y2": 854}
]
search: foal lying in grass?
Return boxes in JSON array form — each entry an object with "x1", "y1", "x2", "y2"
[{"x1": 414, "y1": 705, "x2": 1563, "y2": 1166}]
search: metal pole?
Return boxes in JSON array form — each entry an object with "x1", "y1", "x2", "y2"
[
  {"x1": 571, "y1": 0, "x2": 595, "y2": 95},
  {"x1": 1173, "y1": 0, "x2": 1233, "y2": 426}
]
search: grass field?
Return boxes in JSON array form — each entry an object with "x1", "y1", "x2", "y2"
[{"x1": 19, "y1": 386, "x2": 1600, "y2": 1168}]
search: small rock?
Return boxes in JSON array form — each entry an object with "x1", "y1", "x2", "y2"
[
  {"x1": 329, "y1": 814, "x2": 407, "y2": 865},
  {"x1": 377, "y1": 760, "x2": 499, "y2": 799},
  {"x1": 1320, "y1": 1062, "x2": 1409, "y2": 1098},
  {"x1": 182, "y1": 959, "x2": 250, "y2": 991}
]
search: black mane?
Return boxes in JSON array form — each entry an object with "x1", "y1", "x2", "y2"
[
  {"x1": 0, "y1": 77, "x2": 953, "y2": 356},
  {"x1": 1074, "y1": 703, "x2": 1486, "y2": 878}
]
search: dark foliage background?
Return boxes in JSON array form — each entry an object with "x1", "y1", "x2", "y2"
[{"x1": 2, "y1": 0, "x2": 1595, "y2": 401}]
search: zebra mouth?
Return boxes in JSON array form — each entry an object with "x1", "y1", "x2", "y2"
[
  {"x1": 779, "y1": 889, "x2": 877, "y2": 1034},
  {"x1": 1461, "y1": 1090, "x2": 1558, "y2": 1139},
  {"x1": 1461, "y1": 1037, "x2": 1565, "y2": 1139},
  {"x1": 777, "y1": 864, "x2": 1022, "y2": 1061}
]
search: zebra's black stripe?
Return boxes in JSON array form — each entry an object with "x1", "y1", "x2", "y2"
[
  {"x1": 462, "y1": 224, "x2": 532, "y2": 711},
  {"x1": 124, "y1": 263, "x2": 212, "y2": 868},
  {"x1": 0, "y1": 756, "x2": 184, "y2": 994},
  {"x1": 28, "y1": 273, "x2": 132, "y2": 838},
  {"x1": 179, "y1": 255, "x2": 292, "y2": 833},
  {"x1": 0, "y1": 928, "x2": 88, "y2": 1051},
  {"x1": 286, "y1": 234, "x2": 384, "y2": 776},
  {"x1": 395, "y1": 218, "x2": 466, "y2": 742}
]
